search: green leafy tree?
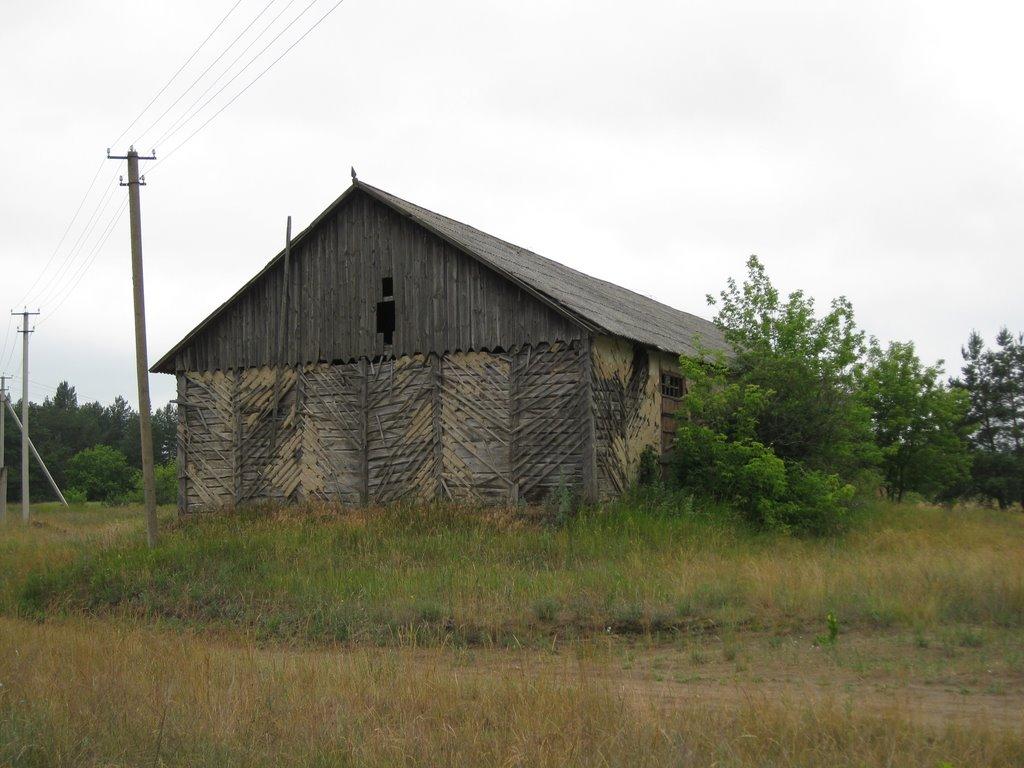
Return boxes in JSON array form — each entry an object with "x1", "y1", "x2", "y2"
[
  {"x1": 862, "y1": 341, "x2": 971, "y2": 502},
  {"x1": 673, "y1": 355, "x2": 855, "y2": 535},
  {"x1": 670, "y1": 256, "x2": 886, "y2": 533},
  {"x1": 66, "y1": 445, "x2": 138, "y2": 504},
  {"x1": 707, "y1": 255, "x2": 878, "y2": 476}
]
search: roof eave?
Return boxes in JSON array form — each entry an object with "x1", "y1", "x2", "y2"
[{"x1": 150, "y1": 184, "x2": 363, "y2": 374}]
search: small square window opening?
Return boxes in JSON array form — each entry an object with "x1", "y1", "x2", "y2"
[{"x1": 661, "y1": 372, "x2": 683, "y2": 398}]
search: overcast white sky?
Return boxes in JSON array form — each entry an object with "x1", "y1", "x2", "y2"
[{"x1": 1, "y1": 0, "x2": 1021, "y2": 409}]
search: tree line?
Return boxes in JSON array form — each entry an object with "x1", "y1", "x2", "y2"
[
  {"x1": 670, "y1": 256, "x2": 1022, "y2": 533},
  {"x1": 2, "y1": 383, "x2": 176, "y2": 504}
]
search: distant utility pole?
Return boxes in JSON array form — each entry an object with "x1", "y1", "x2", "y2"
[
  {"x1": 108, "y1": 146, "x2": 158, "y2": 547},
  {"x1": 3, "y1": 397, "x2": 67, "y2": 506},
  {"x1": 12, "y1": 309, "x2": 39, "y2": 521},
  {"x1": 0, "y1": 373, "x2": 7, "y2": 522}
]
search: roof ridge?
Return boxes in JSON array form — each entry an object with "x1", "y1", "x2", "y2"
[
  {"x1": 357, "y1": 181, "x2": 728, "y2": 353},
  {"x1": 356, "y1": 181, "x2": 717, "y2": 327},
  {"x1": 153, "y1": 178, "x2": 728, "y2": 372}
]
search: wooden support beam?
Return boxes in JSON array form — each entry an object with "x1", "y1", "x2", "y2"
[
  {"x1": 579, "y1": 335, "x2": 598, "y2": 503},
  {"x1": 431, "y1": 353, "x2": 444, "y2": 500},
  {"x1": 176, "y1": 373, "x2": 188, "y2": 516},
  {"x1": 359, "y1": 358, "x2": 369, "y2": 505},
  {"x1": 508, "y1": 348, "x2": 520, "y2": 505},
  {"x1": 234, "y1": 371, "x2": 242, "y2": 506}
]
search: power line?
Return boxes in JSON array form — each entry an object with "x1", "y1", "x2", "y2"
[
  {"x1": 149, "y1": 0, "x2": 300, "y2": 151},
  {"x1": 37, "y1": 198, "x2": 129, "y2": 327},
  {"x1": 33, "y1": 171, "x2": 122, "y2": 309},
  {"x1": 13, "y1": 1, "x2": 247, "y2": 321},
  {"x1": 155, "y1": 0, "x2": 349, "y2": 167},
  {"x1": 18, "y1": 158, "x2": 106, "y2": 308},
  {"x1": 109, "y1": 0, "x2": 246, "y2": 150},
  {"x1": 0, "y1": 316, "x2": 15, "y2": 375},
  {"x1": 135, "y1": 0, "x2": 281, "y2": 148},
  {"x1": 15, "y1": 0, "x2": 350, "y2": 336},
  {"x1": 27, "y1": 167, "x2": 121, "y2": 309},
  {"x1": 152, "y1": 0, "x2": 322, "y2": 154}
]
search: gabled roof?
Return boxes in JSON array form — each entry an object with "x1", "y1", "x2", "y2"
[
  {"x1": 153, "y1": 180, "x2": 727, "y2": 372},
  {"x1": 356, "y1": 182, "x2": 728, "y2": 357}
]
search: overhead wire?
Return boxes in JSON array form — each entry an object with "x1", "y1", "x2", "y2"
[
  {"x1": 134, "y1": 0, "x2": 280, "y2": 149},
  {"x1": 37, "y1": 198, "x2": 130, "y2": 328},
  {"x1": 18, "y1": 157, "x2": 106, "y2": 308},
  {"x1": 108, "y1": 0, "x2": 246, "y2": 151},
  {"x1": 150, "y1": 0, "x2": 328, "y2": 158},
  {"x1": 0, "y1": 315, "x2": 16, "y2": 375},
  {"x1": 37, "y1": 0, "x2": 318, "y2": 312},
  {"x1": 33, "y1": 170, "x2": 122, "y2": 309},
  {"x1": 148, "y1": 0, "x2": 300, "y2": 151},
  {"x1": 13, "y1": 0, "x2": 248, "y2": 315},
  {"x1": 154, "y1": 0, "x2": 349, "y2": 168},
  {"x1": 22, "y1": 0, "x2": 350, "y2": 329}
]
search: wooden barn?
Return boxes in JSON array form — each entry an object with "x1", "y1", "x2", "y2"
[{"x1": 152, "y1": 178, "x2": 729, "y2": 511}]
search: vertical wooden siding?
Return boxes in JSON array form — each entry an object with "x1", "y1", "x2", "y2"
[{"x1": 172, "y1": 191, "x2": 581, "y2": 372}]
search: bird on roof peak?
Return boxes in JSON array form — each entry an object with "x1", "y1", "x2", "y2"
[{"x1": 351, "y1": 166, "x2": 358, "y2": 182}]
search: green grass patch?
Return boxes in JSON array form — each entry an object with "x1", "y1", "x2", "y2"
[{"x1": 4, "y1": 498, "x2": 1024, "y2": 647}]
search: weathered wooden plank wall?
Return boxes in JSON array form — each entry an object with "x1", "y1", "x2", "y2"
[
  {"x1": 301, "y1": 362, "x2": 362, "y2": 503},
  {"x1": 179, "y1": 371, "x2": 235, "y2": 510},
  {"x1": 176, "y1": 342, "x2": 589, "y2": 510},
  {"x1": 441, "y1": 351, "x2": 513, "y2": 502},
  {"x1": 590, "y1": 335, "x2": 662, "y2": 498},
  {"x1": 167, "y1": 191, "x2": 581, "y2": 373},
  {"x1": 366, "y1": 355, "x2": 436, "y2": 504},
  {"x1": 515, "y1": 341, "x2": 586, "y2": 500}
]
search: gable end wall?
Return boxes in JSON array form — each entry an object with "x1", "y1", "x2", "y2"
[{"x1": 169, "y1": 190, "x2": 582, "y2": 372}]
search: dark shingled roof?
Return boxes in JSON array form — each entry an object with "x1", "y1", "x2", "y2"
[
  {"x1": 153, "y1": 180, "x2": 728, "y2": 372},
  {"x1": 356, "y1": 182, "x2": 728, "y2": 357}
]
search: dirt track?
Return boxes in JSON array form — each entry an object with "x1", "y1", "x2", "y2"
[{"x1": 426, "y1": 633, "x2": 1024, "y2": 733}]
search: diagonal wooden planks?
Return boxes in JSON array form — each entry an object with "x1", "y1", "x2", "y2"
[{"x1": 175, "y1": 340, "x2": 640, "y2": 512}]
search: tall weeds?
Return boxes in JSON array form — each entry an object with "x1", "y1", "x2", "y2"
[{"x1": 5, "y1": 500, "x2": 1023, "y2": 645}]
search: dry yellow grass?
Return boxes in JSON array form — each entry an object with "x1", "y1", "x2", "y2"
[
  {"x1": 1, "y1": 617, "x2": 1021, "y2": 768},
  {"x1": 2, "y1": 501, "x2": 1024, "y2": 766}
]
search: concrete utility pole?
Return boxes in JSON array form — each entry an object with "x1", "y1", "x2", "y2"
[
  {"x1": 3, "y1": 397, "x2": 67, "y2": 506},
  {"x1": 1, "y1": 374, "x2": 7, "y2": 522},
  {"x1": 108, "y1": 146, "x2": 158, "y2": 547},
  {"x1": 12, "y1": 310, "x2": 39, "y2": 521}
]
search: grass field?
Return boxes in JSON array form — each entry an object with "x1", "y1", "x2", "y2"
[{"x1": 1, "y1": 498, "x2": 1022, "y2": 766}]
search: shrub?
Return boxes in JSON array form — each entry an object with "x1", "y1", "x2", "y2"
[
  {"x1": 636, "y1": 445, "x2": 661, "y2": 486},
  {"x1": 673, "y1": 356, "x2": 854, "y2": 535},
  {"x1": 669, "y1": 256, "x2": 870, "y2": 535},
  {"x1": 64, "y1": 487, "x2": 88, "y2": 505},
  {"x1": 66, "y1": 445, "x2": 138, "y2": 504},
  {"x1": 154, "y1": 461, "x2": 178, "y2": 505}
]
